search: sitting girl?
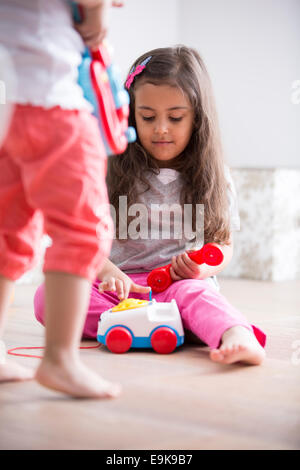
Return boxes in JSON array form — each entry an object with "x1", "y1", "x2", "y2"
[{"x1": 34, "y1": 45, "x2": 266, "y2": 365}]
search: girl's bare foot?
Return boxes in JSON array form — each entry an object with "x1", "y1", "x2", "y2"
[
  {"x1": 0, "y1": 361, "x2": 35, "y2": 383},
  {"x1": 35, "y1": 356, "x2": 121, "y2": 399},
  {"x1": 210, "y1": 326, "x2": 265, "y2": 365}
]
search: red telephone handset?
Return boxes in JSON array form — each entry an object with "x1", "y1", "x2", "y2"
[{"x1": 147, "y1": 243, "x2": 224, "y2": 293}]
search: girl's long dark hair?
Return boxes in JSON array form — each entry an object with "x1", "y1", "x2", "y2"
[{"x1": 107, "y1": 45, "x2": 231, "y2": 244}]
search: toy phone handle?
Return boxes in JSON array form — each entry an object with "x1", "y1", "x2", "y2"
[
  {"x1": 186, "y1": 243, "x2": 224, "y2": 265},
  {"x1": 147, "y1": 243, "x2": 224, "y2": 293}
]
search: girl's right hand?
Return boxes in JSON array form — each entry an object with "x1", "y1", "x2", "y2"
[{"x1": 98, "y1": 275, "x2": 151, "y2": 300}]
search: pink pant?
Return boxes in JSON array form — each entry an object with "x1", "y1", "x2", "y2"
[
  {"x1": 0, "y1": 105, "x2": 113, "y2": 281},
  {"x1": 34, "y1": 273, "x2": 266, "y2": 349}
]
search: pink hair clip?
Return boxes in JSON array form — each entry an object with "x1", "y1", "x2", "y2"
[{"x1": 125, "y1": 56, "x2": 152, "y2": 89}]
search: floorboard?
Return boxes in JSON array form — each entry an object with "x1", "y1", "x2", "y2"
[{"x1": 1, "y1": 279, "x2": 300, "y2": 450}]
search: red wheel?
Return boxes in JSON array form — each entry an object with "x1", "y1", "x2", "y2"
[
  {"x1": 106, "y1": 327, "x2": 132, "y2": 354},
  {"x1": 151, "y1": 327, "x2": 177, "y2": 354}
]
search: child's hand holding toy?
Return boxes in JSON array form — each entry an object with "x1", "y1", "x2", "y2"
[
  {"x1": 75, "y1": 1, "x2": 108, "y2": 50},
  {"x1": 75, "y1": 1, "x2": 124, "y2": 50},
  {"x1": 170, "y1": 251, "x2": 213, "y2": 282},
  {"x1": 72, "y1": 1, "x2": 136, "y2": 155},
  {"x1": 147, "y1": 243, "x2": 224, "y2": 293}
]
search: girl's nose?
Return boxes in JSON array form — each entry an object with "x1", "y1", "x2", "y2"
[{"x1": 154, "y1": 120, "x2": 169, "y2": 135}]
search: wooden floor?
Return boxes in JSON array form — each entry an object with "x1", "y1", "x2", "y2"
[{"x1": 1, "y1": 278, "x2": 300, "y2": 450}]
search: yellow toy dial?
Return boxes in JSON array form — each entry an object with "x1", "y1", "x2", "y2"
[{"x1": 112, "y1": 298, "x2": 149, "y2": 312}]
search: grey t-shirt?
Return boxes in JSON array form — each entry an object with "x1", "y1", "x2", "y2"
[{"x1": 109, "y1": 167, "x2": 240, "y2": 283}]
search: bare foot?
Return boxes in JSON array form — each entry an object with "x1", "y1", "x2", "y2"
[
  {"x1": 0, "y1": 360, "x2": 35, "y2": 383},
  {"x1": 35, "y1": 357, "x2": 121, "y2": 399},
  {"x1": 210, "y1": 326, "x2": 265, "y2": 365}
]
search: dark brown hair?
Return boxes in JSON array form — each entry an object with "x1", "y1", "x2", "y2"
[{"x1": 107, "y1": 45, "x2": 231, "y2": 244}]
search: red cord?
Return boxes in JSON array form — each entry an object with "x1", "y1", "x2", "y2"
[{"x1": 7, "y1": 344, "x2": 100, "y2": 359}]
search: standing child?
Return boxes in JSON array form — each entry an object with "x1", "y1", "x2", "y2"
[
  {"x1": 35, "y1": 46, "x2": 266, "y2": 365},
  {"x1": 0, "y1": 0, "x2": 127, "y2": 398}
]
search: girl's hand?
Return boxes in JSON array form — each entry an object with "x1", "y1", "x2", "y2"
[
  {"x1": 99, "y1": 273, "x2": 151, "y2": 300},
  {"x1": 169, "y1": 252, "x2": 210, "y2": 281}
]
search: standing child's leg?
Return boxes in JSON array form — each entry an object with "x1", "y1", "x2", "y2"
[
  {"x1": 0, "y1": 139, "x2": 41, "y2": 383},
  {"x1": 25, "y1": 107, "x2": 120, "y2": 397},
  {"x1": 35, "y1": 272, "x2": 120, "y2": 398},
  {"x1": 0, "y1": 275, "x2": 35, "y2": 382},
  {"x1": 34, "y1": 279, "x2": 122, "y2": 339},
  {"x1": 0, "y1": 105, "x2": 121, "y2": 398}
]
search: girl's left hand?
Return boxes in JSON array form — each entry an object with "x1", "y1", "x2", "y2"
[{"x1": 169, "y1": 252, "x2": 210, "y2": 281}]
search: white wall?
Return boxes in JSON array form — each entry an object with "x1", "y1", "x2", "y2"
[
  {"x1": 107, "y1": 0, "x2": 180, "y2": 78},
  {"x1": 108, "y1": 0, "x2": 300, "y2": 169},
  {"x1": 179, "y1": 0, "x2": 300, "y2": 169}
]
